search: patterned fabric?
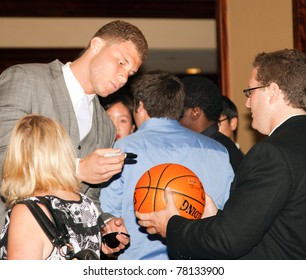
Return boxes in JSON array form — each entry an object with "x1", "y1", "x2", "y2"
[{"x1": 0, "y1": 193, "x2": 103, "y2": 260}]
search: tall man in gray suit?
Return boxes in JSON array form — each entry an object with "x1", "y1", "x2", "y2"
[{"x1": 0, "y1": 20, "x2": 148, "y2": 253}]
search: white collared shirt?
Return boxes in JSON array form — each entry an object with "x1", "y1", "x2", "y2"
[
  {"x1": 62, "y1": 62, "x2": 95, "y2": 130},
  {"x1": 62, "y1": 62, "x2": 96, "y2": 177}
]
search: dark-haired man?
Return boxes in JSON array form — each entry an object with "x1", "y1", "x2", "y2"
[
  {"x1": 180, "y1": 76, "x2": 244, "y2": 172},
  {"x1": 100, "y1": 70, "x2": 234, "y2": 259}
]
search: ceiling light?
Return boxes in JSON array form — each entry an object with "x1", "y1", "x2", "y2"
[{"x1": 186, "y1": 68, "x2": 202, "y2": 74}]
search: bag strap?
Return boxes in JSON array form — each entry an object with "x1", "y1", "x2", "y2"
[
  {"x1": 36, "y1": 196, "x2": 71, "y2": 246},
  {"x1": 20, "y1": 198, "x2": 73, "y2": 256}
]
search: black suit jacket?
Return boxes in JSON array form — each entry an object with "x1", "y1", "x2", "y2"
[
  {"x1": 167, "y1": 115, "x2": 306, "y2": 259},
  {"x1": 201, "y1": 123, "x2": 244, "y2": 172}
]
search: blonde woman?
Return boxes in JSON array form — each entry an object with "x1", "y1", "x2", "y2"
[{"x1": 0, "y1": 114, "x2": 129, "y2": 260}]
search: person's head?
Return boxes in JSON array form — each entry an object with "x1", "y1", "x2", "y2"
[
  {"x1": 1, "y1": 114, "x2": 80, "y2": 206},
  {"x1": 219, "y1": 95, "x2": 239, "y2": 142},
  {"x1": 90, "y1": 20, "x2": 148, "y2": 62},
  {"x1": 131, "y1": 70, "x2": 185, "y2": 128},
  {"x1": 74, "y1": 20, "x2": 148, "y2": 97},
  {"x1": 244, "y1": 49, "x2": 306, "y2": 135},
  {"x1": 180, "y1": 76, "x2": 222, "y2": 133},
  {"x1": 104, "y1": 94, "x2": 136, "y2": 140}
]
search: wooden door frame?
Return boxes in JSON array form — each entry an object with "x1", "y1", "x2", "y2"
[
  {"x1": 293, "y1": 0, "x2": 306, "y2": 53},
  {"x1": 216, "y1": 0, "x2": 229, "y2": 96}
]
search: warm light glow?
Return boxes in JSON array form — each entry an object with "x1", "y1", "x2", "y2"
[{"x1": 186, "y1": 68, "x2": 202, "y2": 74}]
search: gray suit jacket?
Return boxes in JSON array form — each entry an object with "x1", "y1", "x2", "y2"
[{"x1": 0, "y1": 60, "x2": 116, "y2": 229}]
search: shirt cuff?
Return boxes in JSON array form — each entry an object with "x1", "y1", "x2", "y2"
[{"x1": 104, "y1": 217, "x2": 113, "y2": 224}]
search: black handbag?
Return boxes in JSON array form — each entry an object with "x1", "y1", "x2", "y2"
[{"x1": 21, "y1": 197, "x2": 100, "y2": 260}]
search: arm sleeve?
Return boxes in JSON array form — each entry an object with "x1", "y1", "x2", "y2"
[{"x1": 166, "y1": 142, "x2": 292, "y2": 259}]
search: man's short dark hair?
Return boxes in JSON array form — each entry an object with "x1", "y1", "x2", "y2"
[{"x1": 181, "y1": 76, "x2": 222, "y2": 122}]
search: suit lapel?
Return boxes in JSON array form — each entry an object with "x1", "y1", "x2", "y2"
[{"x1": 48, "y1": 60, "x2": 80, "y2": 147}]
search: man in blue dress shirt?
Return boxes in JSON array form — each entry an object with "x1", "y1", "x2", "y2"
[{"x1": 100, "y1": 70, "x2": 234, "y2": 260}]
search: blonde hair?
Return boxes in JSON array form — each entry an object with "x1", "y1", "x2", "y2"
[{"x1": 1, "y1": 114, "x2": 80, "y2": 206}]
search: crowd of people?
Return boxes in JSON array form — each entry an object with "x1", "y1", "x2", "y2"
[{"x1": 0, "y1": 19, "x2": 305, "y2": 260}]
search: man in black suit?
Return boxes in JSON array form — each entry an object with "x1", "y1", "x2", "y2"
[
  {"x1": 136, "y1": 49, "x2": 306, "y2": 259},
  {"x1": 179, "y1": 76, "x2": 244, "y2": 172}
]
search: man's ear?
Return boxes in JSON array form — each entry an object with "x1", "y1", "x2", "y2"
[
  {"x1": 130, "y1": 124, "x2": 136, "y2": 134},
  {"x1": 137, "y1": 101, "x2": 149, "y2": 117},
  {"x1": 134, "y1": 101, "x2": 149, "y2": 128},
  {"x1": 268, "y1": 82, "x2": 281, "y2": 104},
  {"x1": 229, "y1": 117, "x2": 238, "y2": 131},
  {"x1": 90, "y1": 37, "x2": 105, "y2": 54},
  {"x1": 138, "y1": 101, "x2": 145, "y2": 112},
  {"x1": 191, "y1": 107, "x2": 201, "y2": 121}
]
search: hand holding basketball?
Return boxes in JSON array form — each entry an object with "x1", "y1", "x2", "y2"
[
  {"x1": 136, "y1": 186, "x2": 179, "y2": 237},
  {"x1": 202, "y1": 192, "x2": 218, "y2": 218}
]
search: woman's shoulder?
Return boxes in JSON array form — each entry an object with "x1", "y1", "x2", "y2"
[{"x1": 8, "y1": 202, "x2": 50, "y2": 259}]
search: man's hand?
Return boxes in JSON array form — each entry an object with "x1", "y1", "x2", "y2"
[
  {"x1": 202, "y1": 193, "x2": 218, "y2": 218},
  {"x1": 78, "y1": 148, "x2": 125, "y2": 184},
  {"x1": 101, "y1": 217, "x2": 130, "y2": 255},
  {"x1": 135, "y1": 187, "x2": 179, "y2": 238}
]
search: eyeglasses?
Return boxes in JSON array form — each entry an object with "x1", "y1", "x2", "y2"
[
  {"x1": 242, "y1": 84, "x2": 270, "y2": 98},
  {"x1": 218, "y1": 117, "x2": 229, "y2": 123}
]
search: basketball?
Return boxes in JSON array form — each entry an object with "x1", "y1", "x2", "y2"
[{"x1": 134, "y1": 163, "x2": 205, "y2": 219}]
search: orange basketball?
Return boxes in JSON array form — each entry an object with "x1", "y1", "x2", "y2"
[{"x1": 134, "y1": 163, "x2": 205, "y2": 220}]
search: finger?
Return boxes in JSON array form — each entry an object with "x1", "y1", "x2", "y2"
[
  {"x1": 164, "y1": 186, "x2": 175, "y2": 206},
  {"x1": 101, "y1": 224, "x2": 112, "y2": 235},
  {"x1": 114, "y1": 217, "x2": 124, "y2": 227},
  {"x1": 147, "y1": 227, "x2": 158, "y2": 235},
  {"x1": 111, "y1": 244, "x2": 125, "y2": 253},
  {"x1": 95, "y1": 148, "x2": 121, "y2": 156},
  {"x1": 101, "y1": 243, "x2": 114, "y2": 255},
  {"x1": 116, "y1": 233, "x2": 130, "y2": 245},
  {"x1": 97, "y1": 154, "x2": 125, "y2": 165},
  {"x1": 137, "y1": 219, "x2": 154, "y2": 228},
  {"x1": 135, "y1": 211, "x2": 152, "y2": 221},
  {"x1": 164, "y1": 187, "x2": 179, "y2": 214},
  {"x1": 101, "y1": 236, "x2": 128, "y2": 254}
]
